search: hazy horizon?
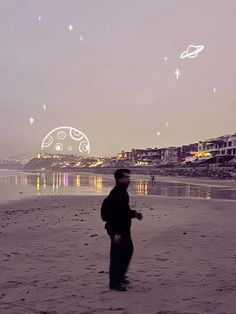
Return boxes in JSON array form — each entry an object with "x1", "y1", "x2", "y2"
[{"x1": 0, "y1": 0, "x2": 236, "y2": 158}]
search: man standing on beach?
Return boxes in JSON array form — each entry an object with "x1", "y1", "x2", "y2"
[{"x1": 101, "y1": 169, "x2": 143, "y2": 291}]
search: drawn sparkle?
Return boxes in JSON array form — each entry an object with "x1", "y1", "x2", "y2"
[
  {"x1": 68, "y1": 24, "x2": 74, "y2": 32},
  {"x1": 174, "y1": 68, "x2": 181, "y2": 79},
  {"x1": 29, "y1": 117, "x2": 34, "y2": 126}
]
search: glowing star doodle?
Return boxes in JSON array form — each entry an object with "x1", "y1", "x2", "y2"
[
  {"x1": 29, "y1": 117, "x2": 34, "y2": 126},
  {"x1": 213, "y1": 88, "x2": 216, "y2": 94},
  {"x1": 68, "y1": 24, "x2": 74, "y2": 32},
  {"x1": 43, "y1": 105, "x2": 46, "y2": 111},
  {"x1": 164, "y1": 57, "x2": 168, "y2": 62},
  {"x1": 180, "y1": 44, "x2": 204, "y2": 59},
  {"x1": 41, "y1": 126, "x2": 90, "y2": 154},
  {"x1": 174, "y1": 68, "x2": 181, "y2": 79},
  {"x1": 157, "y1": 131, "x2": 161, "y2": 136}
]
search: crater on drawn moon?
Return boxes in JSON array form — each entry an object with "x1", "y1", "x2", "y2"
[{"x1": 57, "y1": 131, "x2": 66, "y2": 140}]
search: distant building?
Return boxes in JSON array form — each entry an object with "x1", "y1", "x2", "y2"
[
  {"x1": 116, "y1": 150, "x2": 133, "y2": 162},
  {"x1": 116, "y1": 146, "x2": 198, "y2": 166},
  {"x1": 20, "y1": 132, "x2": 236, "y2": 170},
  {"x1": 134, "y1": 148, "x2": 161, "y2": 164},
  {"x1": 198, "y1": 134, "x2": 236, "y2": 164},
  {"x1": 179, "y1": 143, "x2": 198, "y2": 163},
  {"x1": 132, "y1": 147, "x2": 180, "y2": 165},
  {"x1": 102, "y1": 156, "x2": 117, "y2": 167}
]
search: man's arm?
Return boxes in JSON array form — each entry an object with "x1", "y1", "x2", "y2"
[
  {"x1": 127, "y1": 196, "x2": 143, "y2": 220},
  {"x1": 126, "y1": 193, "x2": 137, "y2": 218}
]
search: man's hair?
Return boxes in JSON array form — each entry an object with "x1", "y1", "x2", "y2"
[{"x1": 114, "y1": 168, "x2": 130, "y2": 182}]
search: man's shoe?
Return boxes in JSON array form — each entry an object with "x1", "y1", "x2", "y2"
[{"x1": 109, "y1": 283, "x2": 127, "y2": 291}]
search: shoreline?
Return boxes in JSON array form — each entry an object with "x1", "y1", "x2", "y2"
[
  {"x1": 0, "y1": 171, "x2": 236, "y2": 204},
  {"x1": 3, "y1": 168, "x2": 236, "y2": 187},
  {"x1": 1, "y1": 168, "x2": 236, "y2": 206},
  {"x1": 2, "y1": 164, "x2": 236, "y2": 181}
]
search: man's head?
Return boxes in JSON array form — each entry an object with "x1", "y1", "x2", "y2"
[{"x1": 114, "y1": 168, "x2": 131, "y2": 186}]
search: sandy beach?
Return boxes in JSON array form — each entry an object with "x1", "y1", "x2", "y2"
[{"x1": 0, "y1": 194, "x2": 236, "y2": 314}]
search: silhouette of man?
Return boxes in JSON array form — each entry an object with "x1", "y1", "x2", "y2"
[{"x1": 101, "y1": 169, "x2": 143, "y2": 291}]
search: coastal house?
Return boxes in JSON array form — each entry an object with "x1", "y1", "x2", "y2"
[{"x1": 198, "y1": 134, "x2": 236, "y2": 164}]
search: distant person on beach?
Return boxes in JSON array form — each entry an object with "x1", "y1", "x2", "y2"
[
  {"x1": 101, "y1": 169, "x2": 143, "y2": 291},
  {"x1": 151, "y1": 175, "x2": 155, "y2": 183}
]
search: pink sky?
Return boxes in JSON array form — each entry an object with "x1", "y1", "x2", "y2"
[{"x1": 0, "y1": 0, "x2": 235, "y2": 157}]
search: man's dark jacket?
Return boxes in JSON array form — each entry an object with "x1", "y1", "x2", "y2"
[{"x1": 101, "y1": 184, "x2": 137, "y2": 235}]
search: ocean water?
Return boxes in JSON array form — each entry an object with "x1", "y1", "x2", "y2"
[{"x1": 0, "y1": 169, "x2": 236, "y2": 203}]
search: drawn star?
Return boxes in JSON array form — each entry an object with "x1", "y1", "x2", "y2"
[
  {"x1": 68, "y1": 24, "x2": 74, "y2": 32},
  {"x1": 29, "y1": 117, "x2": 34, "y2": 126},
  {"x1": 174, "y1": 68, "x2": 181, "y2": 79}
]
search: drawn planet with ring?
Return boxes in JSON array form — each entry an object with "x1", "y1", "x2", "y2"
[{"x1": 180, "y1": 44, "x2": 204, "y2": 59}]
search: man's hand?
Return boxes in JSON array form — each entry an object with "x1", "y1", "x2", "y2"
[
  {"x1": 113, "y1": 234, "x2": 122, "y2": 244},
  {"x1": 135, "y1": 211, "x2": 143, "y2": 220}
]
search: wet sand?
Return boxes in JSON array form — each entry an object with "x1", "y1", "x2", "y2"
[
  {"x1": 0, "y1": 195, "x2": 236, "y2": 314},
  {"x1": 132, "y1": 174, "x2": 236, "y2": 188}
]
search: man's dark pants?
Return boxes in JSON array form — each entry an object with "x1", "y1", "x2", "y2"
[{"x1": 109, "y1": 231, "x2": 134, "y2": 286}]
